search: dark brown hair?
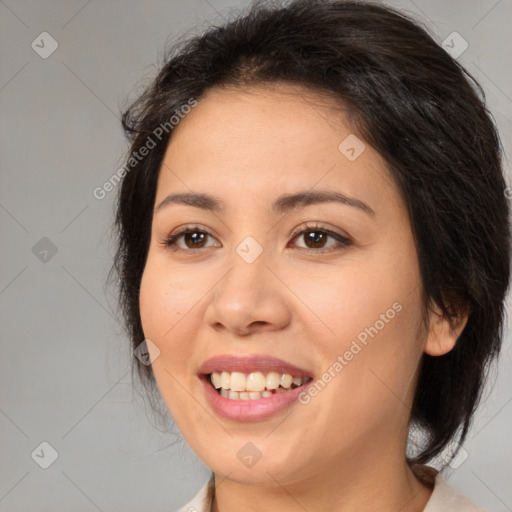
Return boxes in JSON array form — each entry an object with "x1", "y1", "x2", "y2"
[{"x1": 110, "y1": 0, "x2": 511, "y2": 465}]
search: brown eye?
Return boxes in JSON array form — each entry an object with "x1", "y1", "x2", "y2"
[
  {"x1": 163, "y1": 224, "x2": 351, "y2": 253},
  {"x1": 301, "y1": 230, "x2": 329, "y2": 249},
  {"x1": 181, "y1": 231, "x2": 208, "y2": 248},
  {"x1": 291, "y1": 226, "x2": 351, "y2": 252},
  {"x1": 164, "y1": 227, "x2": 217, "y2": 250}
]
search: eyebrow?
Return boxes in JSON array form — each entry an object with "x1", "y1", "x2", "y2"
[{"x1": 155, "y1": 190, "x2": 375, "y2": 217}]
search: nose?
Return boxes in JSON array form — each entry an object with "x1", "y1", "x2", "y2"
[{"x1": 204, "y1": 247, "x2": 292, "y2": 337}]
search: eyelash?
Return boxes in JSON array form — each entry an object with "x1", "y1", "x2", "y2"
[{"x1": 161, "y1": 223, "x2": 352, "y2": 253}]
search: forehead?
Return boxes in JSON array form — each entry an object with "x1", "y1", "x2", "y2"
[
  {"x1": 155, "y1": 84, "x2": 402, "y2": 218},
  {"x1": 165, "y1": 83, "x2": 353, "y2": 167}
]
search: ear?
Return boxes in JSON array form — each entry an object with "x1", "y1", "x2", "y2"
[{"x1": 424, "y1": 301, "x2": 469, "y2": 356}]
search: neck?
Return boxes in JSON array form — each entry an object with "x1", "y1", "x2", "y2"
[{"x1": 211, "y1": 440, "x2": 433, "y2": 512}]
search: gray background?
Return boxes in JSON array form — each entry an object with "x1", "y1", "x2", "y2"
[{"x1": 1, "y1": 0, "x2": 511, "y2": 510}]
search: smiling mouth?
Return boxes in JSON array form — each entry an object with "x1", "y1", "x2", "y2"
[{"x1": 208, "y1": 371, "x2": 312, "y2": 400}]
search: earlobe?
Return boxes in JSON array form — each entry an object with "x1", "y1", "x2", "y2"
[{"x1": 424, "y1": 302, "x2": 469, "y2": 357}]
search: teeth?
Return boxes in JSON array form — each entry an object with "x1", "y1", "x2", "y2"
[
  {"x1": 211, "y1": 372, "x2": 222, "y2": 389},
  {"x1": 246, "y1": 371, "x2": 266, "y2": 391},
  {"x1": 209, "y1": 370, "x2": 309, "y2": 398},
  {"x1": 220, "y1": 371, "x2": 230, "y2": 389},
  {"x1": 280, "y1": 374, "x2": 293, "y2": 389},
  {"x1": 266, "y1": 371, "x2": 281, "y2": 390},
  {"x1": 230, "y1": 372, "x2": 246, "y2": 392}
]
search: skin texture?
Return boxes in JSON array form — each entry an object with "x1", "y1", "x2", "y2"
[{"x1": 139, "y1": 83, "x2": 467, "y2": 511}]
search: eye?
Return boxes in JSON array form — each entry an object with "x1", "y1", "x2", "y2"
[
  {"x1": 289, "y1": 223, "x2": 351, "y2": 252},
  {"x1": 161, "y1": 223, "x2": 352, "y2": 253},
  {"x1": 162, "y1": 225, "x2": 219, "y2": 250}
]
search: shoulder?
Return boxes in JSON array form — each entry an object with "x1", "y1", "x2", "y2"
[
  {"x1": 175, "y1": 474, "x2": 215, "y2": 512},
  {"x1": 423, "y1": 469, "x2": 486, "y2": 512}
]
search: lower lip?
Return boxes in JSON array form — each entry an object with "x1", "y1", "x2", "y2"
[{"x1": 201, "y1": 376, "x2": 309, "y2": 421}]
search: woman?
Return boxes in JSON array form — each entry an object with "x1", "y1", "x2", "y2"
[{"x1": 111, "y1": 1, "x2": 510, "y2": 510}]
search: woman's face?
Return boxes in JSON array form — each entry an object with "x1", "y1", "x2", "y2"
[{"x1": 139, "y1": 84, "x2": 432, "y2": 486}]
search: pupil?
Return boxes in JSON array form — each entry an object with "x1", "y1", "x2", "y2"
[
  {"x1": 183, "y1": 231, "x2": 326, "y2": 249},
  {"x1": 306, "y1": 231, "x2": 325, "y2": 248},
  {"x1": 186, "y1": 232, "x2": 206, "y2": 248}
]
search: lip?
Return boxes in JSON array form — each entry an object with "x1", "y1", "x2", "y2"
[
  {"x1": 198, "y1": 354, "x2": 314, "y2": 422},
  {"x1": 198, "y1": 354, "x2": 313, "y2": 377}
]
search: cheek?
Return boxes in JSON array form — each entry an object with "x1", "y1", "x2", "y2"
[
  {"x1": 330, "y1": 286, "x2": 423, "y2": 418},
  {"x1": 138, "y1": 260, "x2": 201, "y2": 386},
  {"x1": 290, "y1": 246, "x2": 424, "y2": 402},
  {"x1": 138, "y1": 261, "x2": 200, "y2": 415},
  {"x1": 288, "y1": 257, "x2": 407, "y2": 350},
  {"x1": 139, "y1": 258, "x2": 201, "y2": 341}
]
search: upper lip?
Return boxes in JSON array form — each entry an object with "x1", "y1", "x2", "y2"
[{"x1": 198, "y1": 354, "x2": 313, "y2": 378}]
